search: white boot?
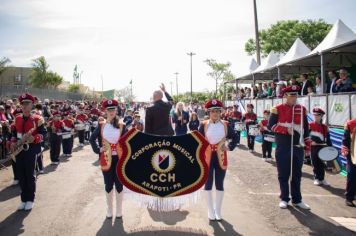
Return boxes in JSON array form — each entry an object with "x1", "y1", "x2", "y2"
[
  {"x1": 115, "y1": 191, "x2": 123, "y2": 219},
  {"x1": 105, "y1": 191, "x2": 113, "y2": 219},
  {"x1": 205, "y1": 190, "x2": 215, "y2": 220},
  {"x1": 215, "y1": 190, "x2": 224, "y2": 221}
]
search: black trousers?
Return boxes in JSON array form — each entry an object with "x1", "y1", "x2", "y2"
[
  {"x1": 346, "y1": 157, "x2": 356, "y2": 201},
  {"x1": 62, "y1": 137, "x2": 72, "y2": 155},
  {"x1": 247, "y1": 134, "x2": 255, "y2": 150},
  {"x1": 50, "y1": 134, "x2": 61, "y2": 162},
  {"x1": 102, "y1": 155, "x2": 123, "y2": 193},
  {"x1": 16, "y1": 146, "x2": 40, "y2": 202},
  {"x1": 311, "y1": 145, "x2": 325, "y2": 181},
  {"x1": 204, "y1": 153, "x2": 226, "y2": 191},
  {"x1": 78, "y1": 130, "x2": 85, "y2": 144},
  {"x1": 262, "y1": 140, "x2": 273, "y2": 158}
]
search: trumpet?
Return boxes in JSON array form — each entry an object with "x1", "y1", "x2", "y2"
[{"x1": 10, "y1": 127, "x2": 36, "y2": 161}]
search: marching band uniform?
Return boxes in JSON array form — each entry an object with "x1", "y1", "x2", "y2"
[
  {"x1": 76, "y1": 110, "x2": 88, "y2": 147},
  {"x1": 9, "y1": 109, "x2": 22, "y2": 185},
  {"x1": 132, "y1": 112, "x2": 144, "y2": 131},
  {"x1": 48, "y1": 111, "x2": 64, "y2": 164},
  {"x1": 62, "y1": 112, "x2": 75, "y2": 157},
  {"x1": 90, "y1": 99, "x2": 127, "y2": 219},
  {"x1": 268, "y1": 86, "x2": 311, "y2": 209},
  {"x1": 11, "y1": 93, "x2": 46, "y2": 211},
  {"x1": 84, "y1": 107, "x2": 92, "y2": 142},
  {"x1": 228, "y1": 105, "x2": 242, "y2": 146},
  {"x1": 259, "y1": 110, "x2": 273, "y2": 161},
  {"x1": 309, "y1": 108, "x2": 332, "y2": 186},
  {"x1": 341, "y1": 118, "x2": 356, "y2": 207},
  {"x1": 243, "y1": 104, "x2": 257, "y2": 152},
  {"x1": 199, "y1": 99, "x2": 237, "y2": 221}
]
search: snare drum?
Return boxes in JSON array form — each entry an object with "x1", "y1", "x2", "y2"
[
  {"x1": 264, "y1": 134, "x2": 275, "y2": 142},
  {"x1": 248, "y1": 125, "x2": 260, "y2": 136},
  {"x1": 75, "y1": 123, "x2": 85, "y2": 130},
  {"x1": 234, "y1": 122, "x2": 245, "y2": 131},
  {"x1": 318, "y1": 146, "x2": 338, "y2": 161}
]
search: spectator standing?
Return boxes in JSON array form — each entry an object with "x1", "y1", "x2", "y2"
[
  {"x1": 172, "y1": 102, "x2": 189, "y2": 136},
  {"x1": 326, "y1": 70, "x2": 338, "y2": 94},
  {"x1": 315, "y1": 76, "x2": 323, "y2": 95},
  {"x1": 300, "y1": 74, "x2": 313, "y2": 96},
  {"x1": 336, "y1": 68, "x2": 353, "y2": 93}
]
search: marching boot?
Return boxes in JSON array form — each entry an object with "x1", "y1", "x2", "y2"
[
  {"x1": 115, "y1": 191, "x2": 123, "y2": 219},
  {"x1": 215, "y1": 190, "x2": 224, "y2": 221},
  {"x1": 205, "y1": 190, "x2": 215, "y2": 221},
  {"x1": 105, "y1": 190, "x2": 113, "y2": 219}
]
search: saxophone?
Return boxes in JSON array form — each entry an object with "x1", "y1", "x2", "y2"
[{"x1": 10, "y1": 127, "x2": 36, "y2": 162}]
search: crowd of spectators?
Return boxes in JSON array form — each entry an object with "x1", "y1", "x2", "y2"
[{"x1": 235, "y1": 67, "x2": 354, "y2": 100}]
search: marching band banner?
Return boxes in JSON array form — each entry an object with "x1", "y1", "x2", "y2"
[{"x1": 117, "y1": 129, "x2": 209, "y2": 198}]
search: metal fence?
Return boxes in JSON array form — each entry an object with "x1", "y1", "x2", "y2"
[
  {"x1": 0, "y1": 85, "x2": 83, "y2": 101},
  {"x1": 225, "y1": 92, "x2": 356, "y2": 127}
]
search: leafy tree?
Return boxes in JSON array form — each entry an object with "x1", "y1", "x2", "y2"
[
  {"x1": 68, "y1": 84, "x2": 80, "y2": 92},
  {"x1": 245, "y1": 19, "x2": 332, "y2": 57},
  {"x1": 204, "y1": 59, "x2": 231, "y2": 95},
  {"x1": 0, "y1": 57, "x2": 11, "y2": 76},
  {"x1": 30, "y1": 56, "x2": 64, "y2": 88},
  {"x1": 47, "y1": 72, "x2": 63, "y2": 88}
]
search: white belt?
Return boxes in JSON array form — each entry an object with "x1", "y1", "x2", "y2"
[{"x1": 112, "y1": 151, "x2": 117, "y2": 155}]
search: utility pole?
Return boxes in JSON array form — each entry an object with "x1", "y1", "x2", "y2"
[
  {"x1": 174, "y1": 72, "x2": 179, "y2": 96},
  {"x1": 187, "y1": 52, "x2": 195, "y2": 102},
  {"x1": 253, "y1": 0, "x2": 261, "y2": 65}
]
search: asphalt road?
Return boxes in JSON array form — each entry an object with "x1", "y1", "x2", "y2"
[{"x1": 0, "y1": 138, "x2": 355, "y2": 236}]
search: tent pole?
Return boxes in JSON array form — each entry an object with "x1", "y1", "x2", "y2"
[
  {"x1": 277, "y1": 67, "x2": 281, "y2": 81},
  {"x1": 320, "y1": 53, "x2": 325, "y2": 93}
]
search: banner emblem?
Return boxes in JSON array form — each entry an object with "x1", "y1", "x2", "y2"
[{"x1": 117, "y1": 129, "x2": 209, "y2": 198}]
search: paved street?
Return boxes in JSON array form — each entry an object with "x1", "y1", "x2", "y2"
[{"x1": 0, "y1": 138, "x2": 355, "y2": 236}]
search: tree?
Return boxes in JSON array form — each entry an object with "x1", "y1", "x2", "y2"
[
  {"x1": 68, "y1": 84, "x2": 80, "y2": 92},
  {"x1": 30, "y1": 56, "x2": 50, "y2": 88},
  {"x1": 0, "y1": 57, "x2": 11, "y2": 76},
  {"x1": 47, "y1": 72, "x2": 63, "y2": 89},
  {"x1": 204, "y1": 59, "x2": 231, "y2": 96},
  {"x1": 30, "y1": 56, "x2": 64, "y2": 88},
  {"x1": 244, "y1": 19, "x2": 332, "y2": 57}
]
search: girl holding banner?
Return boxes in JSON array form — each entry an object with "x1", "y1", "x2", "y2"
[
  {"x1": 89, "y1": 99, "x2": 127, "y2": 219},
  {"x1": 199, "y1": 99, "x2": 237, "y2": 221}
]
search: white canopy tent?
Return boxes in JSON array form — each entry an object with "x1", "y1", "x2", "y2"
[
  {"x1": 310, "y1": 19, "x2": 356, "y2": 55},
  {"x1": 232, "y1": 19, "x2": 356, "y2": 90}
]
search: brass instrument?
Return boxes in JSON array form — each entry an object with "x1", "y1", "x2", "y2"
[{"x1": 10, "y1": 127, "x2": 36, "y2": 162}]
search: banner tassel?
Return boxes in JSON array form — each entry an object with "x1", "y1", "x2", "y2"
[{"x1": 123, "y1": 187, "x2": 201, "y2": 212}]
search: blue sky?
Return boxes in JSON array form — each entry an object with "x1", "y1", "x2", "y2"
[{"x1": 0, "y1": 0, "x2": 355, "y2": 100}]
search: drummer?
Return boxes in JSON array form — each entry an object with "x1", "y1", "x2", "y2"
[
  {"x1": 242, "y1": 104, "x2": 257, "y2": 152},
  {"x1": 229, "y1": 105, "x2": 242, "y2": 146},
  {"x1": 309, "y1": 108, "x2": 332, "y2": 186},
  {"x1": 259, "y1": 110, "x2": 273, "y2": 161}
]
